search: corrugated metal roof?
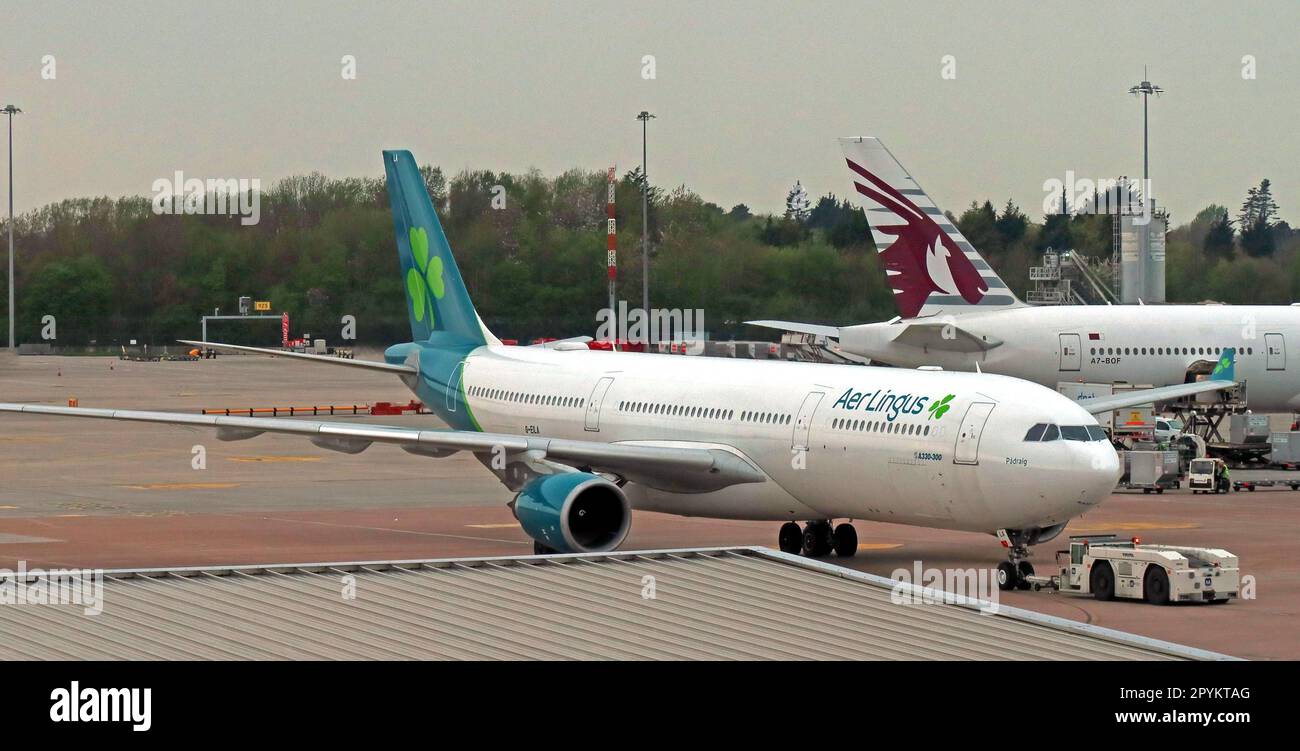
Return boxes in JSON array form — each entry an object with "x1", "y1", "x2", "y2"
[{"x1": 0, "y1": 547, "x2": 1233, "y2": 660}]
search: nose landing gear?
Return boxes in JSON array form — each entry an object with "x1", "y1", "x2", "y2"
[
  {"x1": 777, "y1": 520, "x2": 859, "y2": 558},
  {"x1": 995, "y1": 529, "x2": 1036, "y2": 591}
]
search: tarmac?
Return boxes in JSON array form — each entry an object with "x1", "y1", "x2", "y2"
[{"x1": 2, "y1": 351, "x2": 1297, "y2": 659}]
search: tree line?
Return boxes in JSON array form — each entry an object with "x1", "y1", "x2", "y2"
[{"x1": 0, "y1": 166, "x2": 1295, "y2": 347}]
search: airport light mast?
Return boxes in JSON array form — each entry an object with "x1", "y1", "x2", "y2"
[
  {"x1": 1122, "y1": 70, "x2": 1167, "y2": 304},
  {"x1": 636, "y1": 110, "x2": 654, "y2": 323},
  {"x1": 3, "y1": 105, "x2": 20, "y2": 352},
  {"x1": 1127, "y1": 68, "x2": 1162, "y2": 208}
]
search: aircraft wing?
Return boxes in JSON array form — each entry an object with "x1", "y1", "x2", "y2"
[
  {"x1": 0, "y1": 403, "x2": 765, "y2": 494},
  {"x1": 178, "y1": 340, "x2": 417, "y2": 375},
  {"x1": 1077, "y1": 348, "x2": 1239, "y2": 415},
  {"x1": 888, "y1": 320, "x2": 1002, "y2": 353},
  {"x1": 745, "y1": 320, "x2": 840, "y2": 338}
]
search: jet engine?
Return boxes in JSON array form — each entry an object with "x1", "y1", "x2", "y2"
[{"x1": 512, "y1": 472, "x2": 631, "y2": 554}]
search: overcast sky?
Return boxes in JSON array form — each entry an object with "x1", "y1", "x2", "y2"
[{"x1": 2, "y1": 0, "x2": 1298, "y2": 225}]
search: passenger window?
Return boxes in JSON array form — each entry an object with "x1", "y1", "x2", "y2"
[
  {"x1": 1041, "y1": 424, "x2": 1060, "y2": 441},
  {"x1": 1023, "y1": 423, "x2": 1047, "y2": 441}
]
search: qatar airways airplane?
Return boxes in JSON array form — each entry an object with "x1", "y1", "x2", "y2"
[
  {"x1": 0, "y1": 149, "x2": 1234, "y2": 589},
  {"x1": 752, "y1": 137, "x2": 1298, "y2": 412}
]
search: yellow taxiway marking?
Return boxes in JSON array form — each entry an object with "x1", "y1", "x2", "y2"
[
  {"x1": 466, "y1": 523, "x2": 521, "y2": 529},
  {"x1": 0, "y1": 505, "x2": 18, "y2": 510},
  {"x1": 0, "y1": 436, "x2": 62, "y2": 443},
  {"x1": 857, "y1": 543, "x2": 903, "y2": 550},
  {"x1": 227, "y1": 455, "x2": 323, "y2": 463},
  {"x1": 126, "y1": 482, "x2": 241, "y2": 491},
  {"x1": 1071, "y1": 522, "x2": 1200, "y2": 532}
]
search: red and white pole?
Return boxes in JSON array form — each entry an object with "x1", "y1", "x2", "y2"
[{"x1": 606, "y1": 166, "x2": 617, "y2": 349}]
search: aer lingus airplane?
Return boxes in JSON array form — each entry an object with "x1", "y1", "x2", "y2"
[
  {"x1": 0, "y1": 149, "x2": 1237, "y2": 589},
  {"x1": 751, "y1": 137, "x2": 1298, "y2": 412}
]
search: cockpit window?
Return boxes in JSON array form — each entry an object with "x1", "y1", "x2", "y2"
[
  {"x1": 1060, "y1": 425, "x2": 1091, "y2": 441},
  {"x1": 1032, "y1": 423, "x2": 1107, "y2": 442}
]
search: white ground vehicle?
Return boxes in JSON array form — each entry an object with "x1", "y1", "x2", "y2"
[
  {"x1": 1154, "y1": 417, "x2": 1184, "y2": 444},
  {"x1": 1024, "y1": 536, "x2": 1239, "y2": 604},
  {"x1": 1188, "y1": 458, "x2": 1230, "y2": 494}
]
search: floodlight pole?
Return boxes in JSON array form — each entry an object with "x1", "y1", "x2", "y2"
[
  {"x1": 3, "y1": 105, "x2": 20, "y2": 351},
  {"x1": 636, "y1": 110, "x2": 655, "y2": 319}
]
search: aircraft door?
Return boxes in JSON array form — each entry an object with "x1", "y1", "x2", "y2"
[
  {"x1": 953, "y1": 402, "x2": 996, "y2": 465},
  {"x1": 1266, "y1": 333, "x2": 1285, "y2": 371},
  {"x1": 1059, "y1": 333, "x2": 1081, "y2": 371},
  {"x1": 447, "y1": 360, "x2": 466, "y2": 412},
  {"x1": 791, "y1": 392, "x2": 824, "y2": 451},
  {"x1": 585, "y1": 376, "x2": 615, "y2": 432}
]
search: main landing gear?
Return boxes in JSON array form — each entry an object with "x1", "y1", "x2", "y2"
[
  {"x1": 778, "y1": 520, "x2": 858, "y2": 558},
  {"x1": 995, "y1": 529, "x2": 1035, "y2": 591}
]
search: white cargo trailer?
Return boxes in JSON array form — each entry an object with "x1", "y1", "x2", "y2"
[{"x1": 1120, "y1": 450, "x2": 1180, "y2": 493}]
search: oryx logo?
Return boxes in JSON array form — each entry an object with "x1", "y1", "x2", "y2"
[
  {"x1": 846, "y1": 158, "x2": 987, "y2": 318},
  {"x1": 49, "y1": 681, "x2": 151, "y2": 731},
  {"x1": 406, "y1": 226, "x2": 446, "y2": 326}
]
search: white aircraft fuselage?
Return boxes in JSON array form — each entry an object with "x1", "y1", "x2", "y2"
[
  {"x1": 841, "y1": 304, "x2": 1300, "y2": 412},
  {"x1": 452, "y1": 343, "x2": 1120, "y2": 533}
]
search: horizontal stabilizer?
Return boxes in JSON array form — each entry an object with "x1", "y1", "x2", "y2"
[
  {"x1": 531, "y1": 336, "x2": 593, "y2": 348},
  {"x1": 888, "y1": 320, "x2": 1002, "y2": 353},
  {"x1": 745, "y1": 320, "x2": 840, "y2": 338},
  {"x1": 178, "y1": 340, "x2": 417, "y2": 375}
]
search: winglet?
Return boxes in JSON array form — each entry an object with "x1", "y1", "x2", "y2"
[{"x1": 1212, "y1": 348, "x2": 1235, "y2": 381}]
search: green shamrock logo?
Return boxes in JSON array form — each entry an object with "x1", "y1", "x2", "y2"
[
  {"x1": 927, "y1": 393, "x2": 955, "y2": 420},
  {"x1": 406, "y1": 226, "x2": 445, "y2": 324},
  {"x1": 1215, "y1": 355, "x2": 1231, "y2": 374}
]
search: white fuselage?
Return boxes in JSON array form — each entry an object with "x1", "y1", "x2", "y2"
[
  {"x1": 453, "y1": 345, "x2": 1120, "y2": 534},
  {"x1": 841, "y1": 305, "x2": 1300, "y2": 412}
]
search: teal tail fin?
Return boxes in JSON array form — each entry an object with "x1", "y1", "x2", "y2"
[
  {"x1": 1212, "y1": 348, "x2": 1236, "y2": 380},
  {"x1": 383, "y1": 150, "x2": 486, "y2": 347}
]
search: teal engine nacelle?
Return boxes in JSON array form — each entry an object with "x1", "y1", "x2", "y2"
[{"x1": 513, "y1": 472, "x2": 631, "y2": 554}]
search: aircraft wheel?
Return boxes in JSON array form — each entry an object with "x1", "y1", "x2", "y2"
[
  {"x1": 832, "y1": 523, "x2": 858, "y2": 557},
  {"x1": 1091, "y1": 561, "x2": 1116, "y2": 601},
  {"x1": 533, "y1": 540, "x2": 557, "y2": 555},
  {"x1": 777, "y1": 522, "x2": 803, "y2": 555},
  {"x1": 1144, "y1": 566, "x2": 1171, "y2": 606},
  {"x1": 996, "y1": 561, "x2": 1017, "y2": 591},
  {"x1": 802, "y1": 522, "x2": 833, "y2": 557},
  {"x1": 1015, "y1": 561, "x2": 1035, "y2": 590}
]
